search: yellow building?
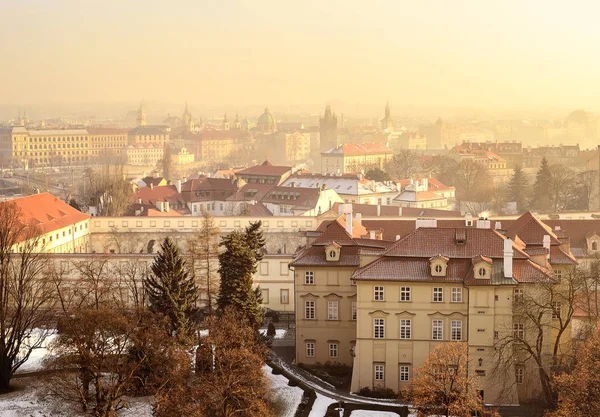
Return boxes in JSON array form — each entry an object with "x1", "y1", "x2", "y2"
[
  {"x1": 124, "y1": 143, "x2": 164, "y2": 166},
  {"x1": 87, "y1": 127, "x2": 129, "y2": 159},
  {"x1": 321, "y1": 143, "x2": 394, "y2": 174},
  {"x1": 171, "y1": 147, "x2": 195, "y2": 165},
  {"x1": 128, "y1": 126, "x2": 170, "y2": 146}
]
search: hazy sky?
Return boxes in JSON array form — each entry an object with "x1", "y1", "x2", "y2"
[{"x1": 1, "y1": 0, "x2": 599, "y2": 110}]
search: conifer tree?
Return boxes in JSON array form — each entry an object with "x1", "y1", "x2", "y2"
[
  {"x1": 217, "y1": 222, "x2": 265, "y2": 329},
  {"x1": 506, "y1": 165, "x2": 529, "y2": 212},
  {"x1": 144, "y1": 237, "x2": 198, "y2": 344},
  {"x1": 532, "y1": 157, "x2": 552, "y2": 211}
]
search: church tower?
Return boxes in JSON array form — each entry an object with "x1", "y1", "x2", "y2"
[
  {"x1": 222, "y1": 113, "x2": 230, "y2": 131},
  {"x1": 241, "y1": 116, "x2": 249, "y2": 132},
  {"x1": 234, "y1": 112, "x2": 241, "y2": 130},
  {"x1": 319, "y1": 105, "x2": 338, "y2": 151},
  {"x1": 136, "y1": 101, "x2": 147, "y2": 126},
  {"x1": 182, "y1": 102, "x2": 194, "y2": 132},
  {"x1": 380, "y1": 101, "x2": 393, "y2": 132}
]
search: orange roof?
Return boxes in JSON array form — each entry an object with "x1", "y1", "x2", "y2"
[{"x1": 5, "y1": 193, "x2": 90, "y2": 239}]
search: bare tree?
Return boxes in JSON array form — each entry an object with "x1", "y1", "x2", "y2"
[
  {"x1": 79, "y1": 162, "x2": 133, "y2": 216},
  {"x1": 576, "y1": 170, "x2": 598, "y2": 211},
  {"x1": 494, "y1": 268, "x2": 582, "y2": 407},
  {"x1": 112, "y1": 258, "x2": 150, "y2": 310},
  {"x1": 71, "y1": 256, "x2": 119, "y2": 310},
  {"x1": 548, "y1": 164, "x2": 575, "y2": 212},
  {"x1": 187, "y1": 209, "x2": 221, "y2": 315},
  {"x1": 386, "y1": 149, "x2": 421, "y2": 179},
  {"x1": 0, "y1": 201, "x2": 57, "y2": 392},
  {"x1": 454, "y1": 160, "x2": 493, "y2": 212},
  {"x1": 407, "y1": 342, "x2": 498, "y2": 417}
]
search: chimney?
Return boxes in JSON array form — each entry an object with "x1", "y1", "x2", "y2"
[
  {"x1": 369, "y1": 230, "x2": 376, "y2": 239},
  {"x1": 494, "y1": 221, "x2": 502, "y2": 230},
  {"x1": 343, "y1": 204, "x2": 353, "y2": 236},
  {"x1": 165, "y1": 202, "x2": 170, "y2": 212},
  {"x1": 422, "y1": 178, "x2": 428, "y2": 191},
  {"x1": 138, "y1": 198, "x2": 142, "y2": 204},
  {"x1": 322, "y1": 183, "x2": 327, "y2": 190},
  {"x1": 465, "y1": 213, "x2": 473, "y2": 226},
  {"x1": 355, "y1": 213, "x2": 362, "y2": 225},
  {"x1": 150, "y1": 182, "x2": 154, "y2": 190},
  {"x1": 504, "y1": 238, "x2": 513, "y2": 278},
  {"x1": 183, "y1": 176, "x2": 188, "y2": 183},
  {"x1": 338, "y1": 204, "x2": 345, "y2": 215},
  {"x1": 396, "y1": 234, "x2": 401, "y2": 241},
  {"x1": 416, "y1": 219, "x2": 437, "y2": 229},
  {"x1": 543, "y1": 234, "x2": 551, "y2": 259},
  {"x1": 477, "y1": 219, "x2": 491, "y2": 229},
  {"x1": 290, "y1": 182, "x2": 295, "y2": 187},
  {"x1": 176, "y1": 179, "x2": 182, "y2": 193},
  {"x1": 377, "y1": 204, "x2": 381, "y2": 216}
]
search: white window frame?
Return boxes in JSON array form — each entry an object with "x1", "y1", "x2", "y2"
[
  {"x1": 328, "y1": 343, "x2": 338, "y2": 358},
  {"x1": 305, "y1": 301, "x2": 315, "y2": 320},
  {"x1": 374, "y1": 318, "x2": 385, "y2": 339},
  {"x1": 400, "y1": 319, "x2": 412, "y2": 339},
  {"x1": 374, "y1": 364, "x2": 385, "y2": 381},
  {"x1": 374, "y1": 286, "x2": 384, "y2": 301},
  {"x1": 400, "y1": 286, "x2": 411, "y2": 302},
  {"x1": 451, "y1": 320, "x2": 462, "y2": 341},
  {"x1": 451, "y1": 287, "x2": 462, "y2": 303},
  {"x1": 351, "y1": 301, "x2": 357, "y2": 320},
  {"x1": 327, "y1": 301, "x2": 339, "y2": 320},
  {"x1": 513, "y1": 323, "x2": 524, "y2": 340},
  {"x1": 304, "y1": 271, "x2": 315, "y2": 285},
  {"x1": 513, "y1": 288, "x2": 523, "y2": 302},
  {"x1": 432, "y1": 319, "x2": 443, "y2": 340},
  {"x1": 515, "y1": 367, "x2": 524, "y2": 384},
  {"x1": 399, "y1": 365, "x2": 410, "y2": 382},
  {"x1": 306, "y1": 342, "x2": 315, "y2": 357},
  {"x1": 552, "y1": 301, "x2": 561, "y2": 319},
  {"x1": 433, "y1": 287, "x2": 443, "y2": 302}
]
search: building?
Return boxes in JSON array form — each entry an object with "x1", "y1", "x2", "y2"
[
  {"x1": 387, "y1": 131, "x2": 427, "y2": 151},
  {"x1": 171, "y1": 147, "x2": 195, "y2": 165},
  {"x1": 392, "y1": 177, "x2": 455, "y2": 210},
  {"x1": 128, "y1": 126, "x2": 170, "y2": 146},
  {"x1": 258, "y1": 185, "x2": 343, "y2": 216},
  {"x1": 448, "y1": 145, "x2": 507, "y2": 170},
  {"x1": 196, "y1": 128, "x2": 253, "y2": 163},
  {"x1": 380, "y1": 102, "x2": 394, "y2": 132},
  {"x1": 3, "y1": 192, "x2": 90, "y2": 253},
  {"x1": 321, "y1": 143, "x2": 394, "y2": 175},
  {"x1": 124, "y1": 143, "x2": 164, "y2": 166},
  {"x1": 275, "y1": 131, "x2": 311, "y2": 165},
  {"x1": 236, "y1": 161, "x2": 294, "y2": 186},
  {"x1": 282, "y1": 173, "x2": 398, "y2": 205},
  {"x1": 319, "y1": 106, "x2": 338, "y2": 152},
  {"x1": 87, "y1": 127, "x2": 129, "y2": 159},
  {"x1": 255, "y1": 107, "x2": 277, "y2": 134}
]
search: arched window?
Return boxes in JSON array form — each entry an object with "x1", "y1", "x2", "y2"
[{"x1": 478, "y1": 267, "x2": 487, "y2": 277}]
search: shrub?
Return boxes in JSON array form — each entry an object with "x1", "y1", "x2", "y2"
[
  {"x1": 267, "y1": 322, "x2": 276, "y2": 337},
  {"x1": 357, "y1": 386, "x2": 397, "y2": 399}
]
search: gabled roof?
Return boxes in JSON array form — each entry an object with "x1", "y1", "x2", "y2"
[
  {"x1": 140, "y1": 176, "x2": 166, "y2": 187},
  {"x1": 236, "y1": 161, "x2": 292, "y2": 177},
  {"x1": 505, "y1": 211, "x2": 561, "y2": 245},
  {"x1": 128, "y1": 125, "x2": 169, "y2": 135},
  {"x1": 5, "y1": 193, "x2": 90, "y2": 240},
  {"x1": 133, "y1": 185, "x2": 182, "y2": 205}
]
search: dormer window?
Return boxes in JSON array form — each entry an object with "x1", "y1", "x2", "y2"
[
  {"x1": 430, "y1": 254, "x2": 449, "y2": 277},
  {"x1": 325, "y1": 242, "x2": 341, "y2": 262},
  {"x1": 472, "y1": 256, "x2": 492, "y2": 279},
  {"x1": 478, "y1": 267, "x2": 487, "y2": 277}
]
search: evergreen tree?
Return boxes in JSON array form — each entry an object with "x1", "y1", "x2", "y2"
[
  {"x1": 533, "y1": 157, "x2": 552, "y2": 211},
  {"x1": 506, "y1": 165, "x2": 529, "y2": 212},
  {"x1": 217, "y1": 222, "x2": 265, "y2": 329},
  {"x1": 144, "y1": 237, "x2": 198, "y2": 344}
]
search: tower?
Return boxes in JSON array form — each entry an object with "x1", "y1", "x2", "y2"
[
  {"x1": 234, "y1": 111, "x2": 241, "y2": 130},
  {"x1": 319, "y1": 105, "x2": 337, "y2": 151},
  {"x1": 380, "y1": 101, "x2": 393, "y2": 132},
  {"x1": 182, "y1": 102, "x2": 194, "y2": 132},
  {"x1": 241, "y1": 116, "x2": 249, "y2": 132},
  {"x1": 222, "y1": 113, "x2": 230, "y2": 131},
  {"x1": 137, "y1": 101, "x2": 147, "y2": 126}
]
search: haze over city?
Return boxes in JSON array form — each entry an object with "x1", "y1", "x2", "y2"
[{"x1": 2, "y1": 0, "x2": 600, "y2": 115}]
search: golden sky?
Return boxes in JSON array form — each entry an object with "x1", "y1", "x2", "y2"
[{"x1": 1, "y1": 0, "x2": 599, "y2": 109}]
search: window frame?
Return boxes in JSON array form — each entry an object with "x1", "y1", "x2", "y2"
[
  {"x1": 451, "y1": 287, "x2": 462, "y2": 303},
  {"x1": 328, "y1": 343, "x2": 338, "y2": 358},
  {"x1": 351, "y1": 301, "x2": 357, "y2": 321},
  {"x1": 400, "y1": 286, "x2": 411, "y2": 302},
  {"x1": 306, "y1": 342, "x2": 315, "y2": 357},
  {"x1": 451, "y1": 320, "x2": 462, "y2": 341},
  {"x1": 433, "y1": 287, "x2": 444, "y2": 302},
  {"x1": 399, "y1": 365, "x2": 410, "y2": 382},
  {"x1": 374, "y1": 364, "x2": 385, "y2": 381},
  {"x1": 400, "y1": 319, "x2": 412, "y2": 339},
  {"x1": 305, "y1": 300, "x2": 316, "y2": 320},
  {"x1": 374, "y1": 286, "x2": 384, "y2": 301},
  {"x1": 432, "y1": 319, "x2": 443, "y2": 340},
  {"x1": 373, "y1": 318, "x2": 385, "y2": 339},
  {"x1": 327, "y1": 301, "x2": 339, "y2": 320},
  {"x1": 304, "y1": 270, "x2": 315, "y2": 285}
]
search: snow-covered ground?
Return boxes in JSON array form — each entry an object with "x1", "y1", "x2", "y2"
[
  {"x1": 264, "y1": 365, "x2": 303, "y2": 417},
  {"x1": 17, "y1": 331, "x2": 57, "y2": 373},
  {"x1": 350, "y1": 410, "x2": 400, "y2": 417},
  {"x1": 259, "y1": 328, "x2": 288, "y2": 339},
  {"x1": 308, "y1": 393, "x2": 337, "y2": 417}
]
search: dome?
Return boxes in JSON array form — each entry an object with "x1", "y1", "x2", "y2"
[
  {"x1": 566, "y1": 109, "x2": 588, "y2": 125},
  {"x1": 256, "y1": 107, "x2": 277, "y2": 133}
]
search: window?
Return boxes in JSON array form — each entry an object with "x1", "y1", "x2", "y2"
[
  {"x1": 552, "y1": 302, "x2": 561, "y2": 319},
  {"x1": 513, "y1": 288, "x2": 523, "y2": 302},
  {"x1": 513, "y1": 323, "x2": 524, "y2": 340},
  {"x1": 399, "y1": 366, "x2": 410, "y2": 382},
  {"x1": 400, "y1": 287, "x2": 411, "y2": 302},
  {"x1": 475, "y1": 370, "x2": 486, "y2": 376},
  {"x1": 328, "y1": 250, "x2": 336, "y2": 259},
  {"x1": 374, "y1": 318, "x2": 385, "y2": 339},
  {"x1": 280, "y1": 289, "x2": 289, "y2": 304},
  {"x1": 593, "y1": 241, "x2": 598, "y2": 251},
  {"x1": 451, "y1": 320, "x2": 462, "y2": 341},
  {"x1": 478, "y1": 267, "x2": 487, "y2": 277},
  {"x1": 304, "y1": 271, "x2": 314, "y2": 285},
  {"x1": 328, "y1": 343, "x2": 338, "y2": 358},
  {"x1": 451, "y1": 287, "x2": 462, "y2": 303},
  {"x1": 374, "y1": 364, "x2": 385, "y2": 381},
  {"x1": 261, "y1": 289, "x2": 269, "y2": 304},
  {"x1": 435, "y1": 264, "x2": 443, "y2": 273},
  {"x1": 515, "y1": 367, "x2": 524, "y2": 384},
  {"x1": 305, "y1": 301, "x2": 315, "y2": 320},
  {"x1": 327, "y1": 301, "x2": 339, "y2": 320},
  {"x1": 433, "y1": 287, "x2": 443, "y2": 302},
  {"x1": 351, "y1": 301, "x2": 357, "y2": 320},
  {"x1": 432, "y1": 319, "x2": 443, "y2": 340},
  {"x1": 306, "y1": 342, "x2": 315, "y2": 357},
  {"x1": 494, "y1": 331, "x2": 499, "y2": 339},
  {"x1": 554, "y1": 269, "x2": 562, "y2": 280},
  {"x1": 400, "y1": 319, "x2": 412, "y2": 339},
  {"x1": 374, "y1": 286, "x2": 384, "y2": 301}
]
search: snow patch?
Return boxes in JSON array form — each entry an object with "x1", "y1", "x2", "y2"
[
  {"x1": 308, "y1": 393, "x2": 337, "y2": 417},
  {"x1": 264, "y1": 365, "x2": 303, "y2": 417},
  {"x1": 259, "y1": 328, "x2": 287, "y2": 339},
  {"x1": 350, "y1": 411, "x2": 400, "y2": 417}
]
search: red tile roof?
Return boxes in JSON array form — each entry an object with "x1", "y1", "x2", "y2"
[
  {"x1": 6, "y1": 193, "x2": 90, "y2": 240},
  {"x1": 505, "y1": 211, "x2": 560, "y2": 245},
  {"x1": 133, "y1": 185, "x2": 182, "y2": 205},
  {"x1": 236, "y1": 161, "x2": 292, "y2": 177}
]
